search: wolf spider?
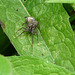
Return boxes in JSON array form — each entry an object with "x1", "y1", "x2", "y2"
[{"x1": 15, "y1": 16, "x2": 39, "y2": 45}]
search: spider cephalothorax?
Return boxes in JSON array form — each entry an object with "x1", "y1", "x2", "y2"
[
  {"x1": 25, "y1": 17, "x2": 39, "y2": 33},
  {"x1": 15, "y1": 16, "x2": 39, "y2": 45}
]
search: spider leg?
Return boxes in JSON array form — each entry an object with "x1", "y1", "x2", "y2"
[
  {"x1": 15, "y1": 31, "x2": 27, "y2": 38},
  {"x1": 37, "y1": 21, "x2": 40, "y2": 30},
  {"x1": 32, "y1": 29, "x2": 38, "y2": 45},
  {"x1": 22, "y1": 23, "x2": 28, "y2": 28},
  {"x1": 22, "y1": 23, "x2": 25, "y2": 26},
  {"x1": 15, "y1": 27, "x2": 26, "y2": 34},
  {"x1": 22, "y1": 23, "x2": 26, "y2": 26},
  {"x1": 37, "y1": 25, "x2": 40, "y2": 30}
]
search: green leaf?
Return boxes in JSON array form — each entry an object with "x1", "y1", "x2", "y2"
[
  {"x1": 0, "y1": 0, "x2": 75, "y2": 73},
  {"x1": 45, "y1": 0, "x2": 75, "y2": 3},
  {"x1": 8, "y1": 56, "x2": 72, "y2": 75},
  {"x1": 0, "y1": 55, "x2": 12, "y2": 75},
  {"x1": 0, "y1": 0, "x2": 53, "y2": 62},
  {"x1": 23, "y1": 0, "x2": 75, "y2": 72}
]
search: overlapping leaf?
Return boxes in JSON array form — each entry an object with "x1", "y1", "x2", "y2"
[
  {"x1": 0, "y1": 55, "x2": 12, "y2": 75},
  {"x1": 0, "y1": 0, "x2": 53, "y2": 62},
  {"x1": 8, "y1": 56, "x2": 71, "y2": 75}
]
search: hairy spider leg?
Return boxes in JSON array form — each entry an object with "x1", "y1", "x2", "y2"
[
  {"x1": 32, "y1": 28, "x2": 38, "y2": 45},
  {"x1": 15, "y1": 31, "x2": 27, "y2": 38},
  {"x1": 22, "y1": 23, "x2": 28, "y2": 28},
  {"x1": 15, "y1": 27, "x2": 26, "y2": 34},
  {"x1": 22, "y1": 23, "x2": 26, "y2": 26},
  {"x1": 37, "y1": 25, "x2": 40, "y2": 30}
]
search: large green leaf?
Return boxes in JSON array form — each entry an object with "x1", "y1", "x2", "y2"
[
  {"x1": 23, "y1": 0, "x2": 75, "y2": 72},
  {"x1": 0, "y1": 0, "x2": 75, "y2": 73},
  {"x1": 8, "y1": 56, "x2": 72, "y2": 75},
  {"x1": 0, "y1": 0, "x2": 53, "y2": 62},
  {"x1": 0, "y1": 55, "x2": 12, "y2": 75}
]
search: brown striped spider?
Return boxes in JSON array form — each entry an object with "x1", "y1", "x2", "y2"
[{"x1": 15, "y1": 17, "x2": 39, "y2": 45}]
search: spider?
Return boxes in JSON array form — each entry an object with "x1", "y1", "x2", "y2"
[{"x1": 15, "y1": 16, "x2": 39, "y2": 45}]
